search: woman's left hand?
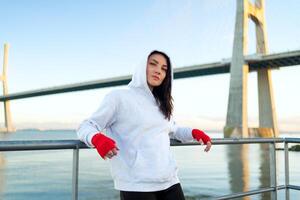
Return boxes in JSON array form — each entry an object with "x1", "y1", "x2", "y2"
[
  {"x1": 204, "y1": 141, "x2": 212, "y2": 152},
  {"x1": 198, "y1": 139, "x2": 212, "y2": 152},
  {"x1": 192, "y1": 129, "x2": 212, "y2": 152}
]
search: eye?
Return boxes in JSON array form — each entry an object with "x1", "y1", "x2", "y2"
[{"x1": 150, "y1": 62, "x2": 156, "y2": 65}]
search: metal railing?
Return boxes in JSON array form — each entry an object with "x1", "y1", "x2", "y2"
[{"x1": 0, "y1": 137, "x2": 299, "y2": 200}]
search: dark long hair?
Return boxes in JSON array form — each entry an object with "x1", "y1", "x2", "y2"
[{"x1": 148, "y1": 50, "x2": 173, "y2": 121}]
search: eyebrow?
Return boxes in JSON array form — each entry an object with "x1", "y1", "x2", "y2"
[{"x1": 150, "y1": 59, "x2": 167, "y2": 67}]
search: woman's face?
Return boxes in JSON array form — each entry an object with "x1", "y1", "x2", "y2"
[{"x1": 146, "y1": 53, "x2": 168, "y2": 90}]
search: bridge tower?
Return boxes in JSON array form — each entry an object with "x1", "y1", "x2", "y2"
[
  {"x1": 224, "y1": 0, "x2": 278, "y2": 138},
  {"x1": 0, "y1": 44, "x2": 15, "y2": 132}
]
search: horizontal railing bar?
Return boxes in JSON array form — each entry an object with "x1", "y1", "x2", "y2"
[
  {"x1": 172, "y1": 137, "x2": 285, "y2": 145},
  {"x1": 216, "y1": 187, "x2": 274, "y2": 199},
  {"x1": 0, "y1": 140, "x2": 87, "y2": 151},
  {"x1": 216, "y1": 185, "x2": 285, "y2": 200},
  {"x1": 288, "y1": 185, "x2": 300, "y2": 190},
  {"x1": 277, "y1": 185, "x2": 286, "y2": 190},
  {"x1": 284, "y1": 138, "x2": 300, "y2": 143},
  {"x1": 1, "y1": 138, "x2": 299, "y2": 151}
]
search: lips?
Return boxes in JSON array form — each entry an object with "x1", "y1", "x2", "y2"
[{"x1": 152, "y1": 75, "x2": 160, "y2": 80}]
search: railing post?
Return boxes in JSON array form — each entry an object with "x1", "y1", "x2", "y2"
[
  {"x1": 284, "y1": 140, "x2": 290, "y2": 200},
  {"x1": 72, "y1": 146, "x2": 79, "y2": 200},
  {"x1": 269, "y1": 142, "x2": 277, "y2": 200}
]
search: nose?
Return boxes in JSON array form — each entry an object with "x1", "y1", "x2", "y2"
[{"x1": 154, "y1": 67, "x2": 162, "y2": 75}]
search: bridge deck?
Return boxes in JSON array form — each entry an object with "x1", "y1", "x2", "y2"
[{"x1": 1, "y1": 50, "x2": 299, "y2": 101}]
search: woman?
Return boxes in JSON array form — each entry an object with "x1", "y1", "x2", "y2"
[{"x1": 77, "y1": 50, "x2": 212, "y2": 200}]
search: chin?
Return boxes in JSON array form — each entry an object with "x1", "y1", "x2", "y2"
[
  {"x1": 148, "y1": 80, "x2": 162, "y2": 88},
  {"x1": 151, "y1": 82, "x2": 162, "y2": 87}
]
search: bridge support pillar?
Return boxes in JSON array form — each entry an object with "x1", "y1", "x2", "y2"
[
  {"x1": 224, "y1": 0, "x2": 278, "y2": 138},
  {"x1": 1, "y1": 44, "x2": 15, "y2": 133}
]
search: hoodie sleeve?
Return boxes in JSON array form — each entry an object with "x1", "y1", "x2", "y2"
[
  {"x1": 168, "y1": 118, "x2": 194, "y2": 143},
  {"x1": 76, "y1": 91, "x2": 119, "y2": 147}
]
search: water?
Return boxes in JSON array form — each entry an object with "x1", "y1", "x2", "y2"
[{"x1": 0, "y1": 130, "x2": 299, "y2": 200}]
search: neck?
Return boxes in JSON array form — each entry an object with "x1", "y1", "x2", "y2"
[{"x1": 147, "y1": 83, "x2": 153, "y2": 92}]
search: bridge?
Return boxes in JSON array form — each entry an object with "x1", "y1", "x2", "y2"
[{"x1": 0, "y1": 50, "x2": 300, "y2": 102}]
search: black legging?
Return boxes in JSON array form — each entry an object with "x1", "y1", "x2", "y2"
[{"x1": 120, "y1": 183, "x2": 186, "y2": 200}]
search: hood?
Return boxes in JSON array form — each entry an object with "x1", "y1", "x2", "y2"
[{"x1": 128, "y1": 50, "x2": 174, "y2": 103}]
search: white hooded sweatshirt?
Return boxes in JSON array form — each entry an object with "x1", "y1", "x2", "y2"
[{"x1": 77, "y1": 51, "x2": 194, "y2": 192}]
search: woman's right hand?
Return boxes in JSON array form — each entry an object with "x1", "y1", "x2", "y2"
[
  {"x1": 104, "y1": 147, "x2": 119, "y2": 159},
  {"x1": 91, "y1": 133, "x2": 119, "y2": 160}
]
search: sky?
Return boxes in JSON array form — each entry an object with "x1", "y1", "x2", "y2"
[{"x1": 0, "y1": 0, "x2": 299, "y2": 131}]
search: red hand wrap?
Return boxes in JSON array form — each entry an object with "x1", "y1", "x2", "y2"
[
  {"x1": 192, "y1": 129, "x2": 211, "y2": 144},
  {"x1": 91, "y1": 133, "x2": 116, "y2": 159}
]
